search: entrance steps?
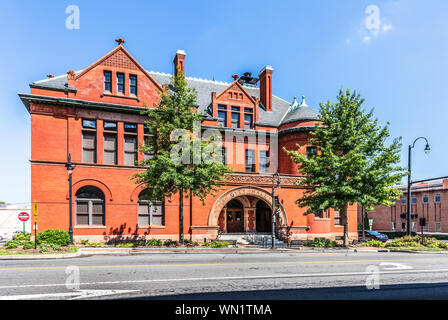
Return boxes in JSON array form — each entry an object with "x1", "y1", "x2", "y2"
[{"x1": 217, "y1": 233, "x2": 285, "y2": 246}]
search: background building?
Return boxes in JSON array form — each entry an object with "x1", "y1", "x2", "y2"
[
  {"x1": 19, "y1": 40, "x2": 358, "y2": 243},
  {"x1": 0, "y1": 204, "x2": 31, "y2": 240},
  {"x1": 360, "y1": 178, "x2": 448, "y2": 234}
]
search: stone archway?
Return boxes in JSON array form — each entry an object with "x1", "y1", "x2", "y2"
[{"x1": 208, "y1": 186, "x2": 287, "y2": 232}]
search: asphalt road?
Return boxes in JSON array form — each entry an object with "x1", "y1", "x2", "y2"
[{"x1": 1, "y1": 251, "x2": 448, "y2": 300}]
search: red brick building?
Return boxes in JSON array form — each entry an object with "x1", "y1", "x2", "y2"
[
  {"x1": 19, "y1": 40, "x2": 358, "y2": 243},
  {"x1": 360, "y1": 178, "x2": 448, "y2": 234}
]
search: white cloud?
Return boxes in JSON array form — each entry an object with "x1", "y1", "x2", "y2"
[
  {"x1": 363, "y1": 35, "x2": 371, "y2": 43},
  {"x1": 382, "y1": 23, "x2": 392, "y2": 33}
]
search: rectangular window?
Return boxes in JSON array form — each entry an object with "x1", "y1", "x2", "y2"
[
  {"x1": 124, "y1": 123, "x2": 137, "y2": 133},
  {"x1": 82, "y1": 119, "x2": 96, "y2": 163},
  {"x1": 412, "y1": 222, "x2": 417, "y2": 232},
  {"x1": 435, "y1": 194, "x2": 441, "y2": 203},
  {"x1": 306, "y1": 146, "x2": 317, "y2": 158},
  {"x1": 231, "y1": 112, "x2": 240, "y2": 128},
  {"x1": 117, "y1": 72, "x2": 125, "y2": 94},
  {"x1": 245, "y1": 149, "x2": 255, "y2": 173},
  {"x1": 129, "y1": 75, "x2": 137, "y2": 95},
  {"x1": 436, "y1": 222, "x2": 442, "y2": 233},
  {"x1": 138, "y1": 201, "x2": 164, "y2": 226},
  {"x1": 124, "y1": 135, "x2": 137, "y2": 166},
  {"x1": 315, "y1": 210, "x2": 323, "y2": 218},
  {"x1": 401, "y1": 198, "x2": 406, "y2": 205},
  {"x1": 392, "y1": 222, "x2": 396, "y2": 231},
  {"x1": 412, "y1": 196, "x2": 417, "y2": 204},
  {"x1": 334, "y1": 210, "x2": 342, "y2": 226},
  {"x1": 103, "y1": 121, "x2": 117, "y2": 165},
  {"x1": 143, "y1": 125, "x2": 154, "y2": 162},
  {"x1": 423, "y1": 194, "x2": 429, "y2": 203},
  {"x1": 401, "y1": 222, "x2": 406, "y2": 232},
  {"x1": 104, "y1": 71, "x2": 112, "y2": 92},
  {"x1": 76, "y1": 200, "x2": 104, "y2": 226},
  {"x1": 218, "y1": 111, "x2": 227, "y2": 127},
  {"x1": 244, "y1": 114, "x2": 253, "y2": 129},
  {"x1": 221, "y1": 147, "x2": 226, "y2": 165},
  {"x1": 423, "y1": 223, "x2": 429, "y2": 232},
  {"x1": 259, "y1": 150, "x2": 269, "y2": 173}
]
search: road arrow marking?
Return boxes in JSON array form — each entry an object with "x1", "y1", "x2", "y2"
[
  {"x1": 380, "y1": 262, "x2": 413, "y2": 270},
  {"x1": 0, "y1": 289, "x2": 138, "y2": 300}
]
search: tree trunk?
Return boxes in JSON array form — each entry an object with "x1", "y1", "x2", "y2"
[
  {"x1": 179, "y1": 187, "x2": 184, "y2": 244},
  {"x1": 343, "y1": 204, "x2": 349, "y2": 247}
]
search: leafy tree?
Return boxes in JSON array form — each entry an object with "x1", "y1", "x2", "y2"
[
  {"x1": 285, "y1": 89, "x2": 405, "y2": 246},
  {"x1": 133, "y1": 68, "x2": 231, "y2": 243}
]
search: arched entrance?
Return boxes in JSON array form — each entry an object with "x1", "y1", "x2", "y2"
[
  {"x1": 209, "y1": 186, "x2": 287, "y2": 234},
  {"x1": 226, "y1": 199, "x2": 244, "y2": 233},
  {"x1": 256, "y1": 200, "x2": 271, "y2": 232}
]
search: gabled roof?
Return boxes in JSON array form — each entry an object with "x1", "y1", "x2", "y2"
[
  {"x1": 280, "y1": 96, "x2": 320, "y2": 125},
  {"x1": 74, "y1": 44, "x2": 163, "y2": 91},
  {"x1": 28, "y1": 71, "x2": 318, "y2": 127},
  {"x1": 216, "y1": 80, "x2": 257, "y2": 105}
]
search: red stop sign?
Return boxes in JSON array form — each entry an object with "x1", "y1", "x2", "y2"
[{"x1": 18, "y1": 212, "x2": 30, "y2": 222}]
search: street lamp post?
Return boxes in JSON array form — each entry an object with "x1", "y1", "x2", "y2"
[
  {"x1": 66, "y1": 152, "x2": 74, "y2": 245},
  {"x1": 407, "y1": 137, "x2": 430, "y2": 236},
  {"x1": 271, "y1": 172, "x2": 281, "y2": 249}
]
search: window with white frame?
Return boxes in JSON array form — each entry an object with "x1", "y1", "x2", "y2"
[
  {"x1": 75, "y1": 186, "x2": 105, "y2": 226},
  {"x1": 138, "y1": 190, "x2": 164, "y2": 226}
]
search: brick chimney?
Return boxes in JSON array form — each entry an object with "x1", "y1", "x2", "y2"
[
  {"x1": 173, "y1": 49, "x2": 186, "y2": 77},
  {"x1": 259, "y1": 66, "x2": 274, "y2": 111}
]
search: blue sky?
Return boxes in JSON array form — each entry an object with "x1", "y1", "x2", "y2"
[{"x1": 1, "y1": 0, "x2": 447, "y2": 203}]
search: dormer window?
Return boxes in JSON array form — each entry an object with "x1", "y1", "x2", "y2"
[
  {"x1": 130, "y1": 75, "x2": 137, "y2": 96},
  {"x1": 117, "y1": 72, "x2": 125, "y2": 94},
  {"x1": 104, "y1": 71, "x2": 112, "y2": 92}
]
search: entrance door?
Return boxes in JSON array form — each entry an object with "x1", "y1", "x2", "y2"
[
  {"x1": 227, "y1": 208, "x2": 244, "y2": 233},
  {"x1": 256, "y1": 200, "x2": 272, "y2": 232}
]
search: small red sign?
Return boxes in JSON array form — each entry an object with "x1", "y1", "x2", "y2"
[{"x1": 18, "y1": 212, "x2": 30, "y2": 222}]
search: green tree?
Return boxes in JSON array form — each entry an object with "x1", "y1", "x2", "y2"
[
  {"x1": 133, "y1": 68, "x2": 231, "y2": 243},
  {"x1": 285, "y1": 89, "x2": 405, "y2": 246}
]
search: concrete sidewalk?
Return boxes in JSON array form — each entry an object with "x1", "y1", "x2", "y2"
[{"x1": 0, "y1": 246, "x2": 392, "y2": 260}]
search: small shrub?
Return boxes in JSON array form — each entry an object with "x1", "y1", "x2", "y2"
[
  {"x1": 14, "y1": 233, "x2": 31, "y2": 241},
  {"x1": 50, "y1": 244, "x2": 62, "y2": 251},
  {"x1": 37, "y1": 229, "x2": 70, "y2": 246},
  {"x1": 202, "y1": 241, "x2": 229, "y2": 248},
  {"x1": 164, "y1": 239, "x2": 179, "y2": 247},
  {"x1": 147, "y1": 239, "x2": 163, "y2": 247},
  {"x1": 81, "y1": 240, "x2": 89, "y2": 245},
  {"x1": 361, "y1": 240, "x2": 385, "y2": 248},
  {"x1": 39, "y1": 243, "x2": 51, "y2": 253},
  {"x1": 22, "y1": 242, "x2": 34, "y2": 250},
  {"x1": 304, "y1": 238, "x2": 336, "y2": 248},
  {"x1": 4, "y1": 241, "x2": 19, "y2": 249},
  {"x1": 183, "y1": 239, "x2": 199, "y2": 247},
  {"x1": 115, "y1": 243, "x2": 134, "y2": 248}
]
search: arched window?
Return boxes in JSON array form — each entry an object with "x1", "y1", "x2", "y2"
[
  {"x1": 75, "y1": 186, "x2": 105, "y2": 226},
  {"x1": 138, "y1": 190, "x2": 164, "y2": 226}
]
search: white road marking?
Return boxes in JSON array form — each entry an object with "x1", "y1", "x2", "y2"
[
  {"x1": 380, "y1": 262, "x2": 413, "y2": 270},
  {"x1": 0, "y1": 289, "x2": 139, "y2": 300},
  {"x1": 1, "y1": 268, "x2": 448, "y2": 292}
]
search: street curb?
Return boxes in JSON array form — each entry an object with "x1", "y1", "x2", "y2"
[
  {"x1": 0, "y1": 250, "x2": 82, "y2": 260},
  {"x1": 350, "y1": 249, "x2": 390, "y2": 253},
  {"x1": 387, "y1": 250, "x2": 448, "y2": 254},
  {"x1": 79, "y1": 248, "x2": 291, "y2": 255}
]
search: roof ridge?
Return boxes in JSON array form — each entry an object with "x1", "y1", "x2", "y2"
[{"x1": 148, "y1": 70, "x2": 230, "y2": 85}]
